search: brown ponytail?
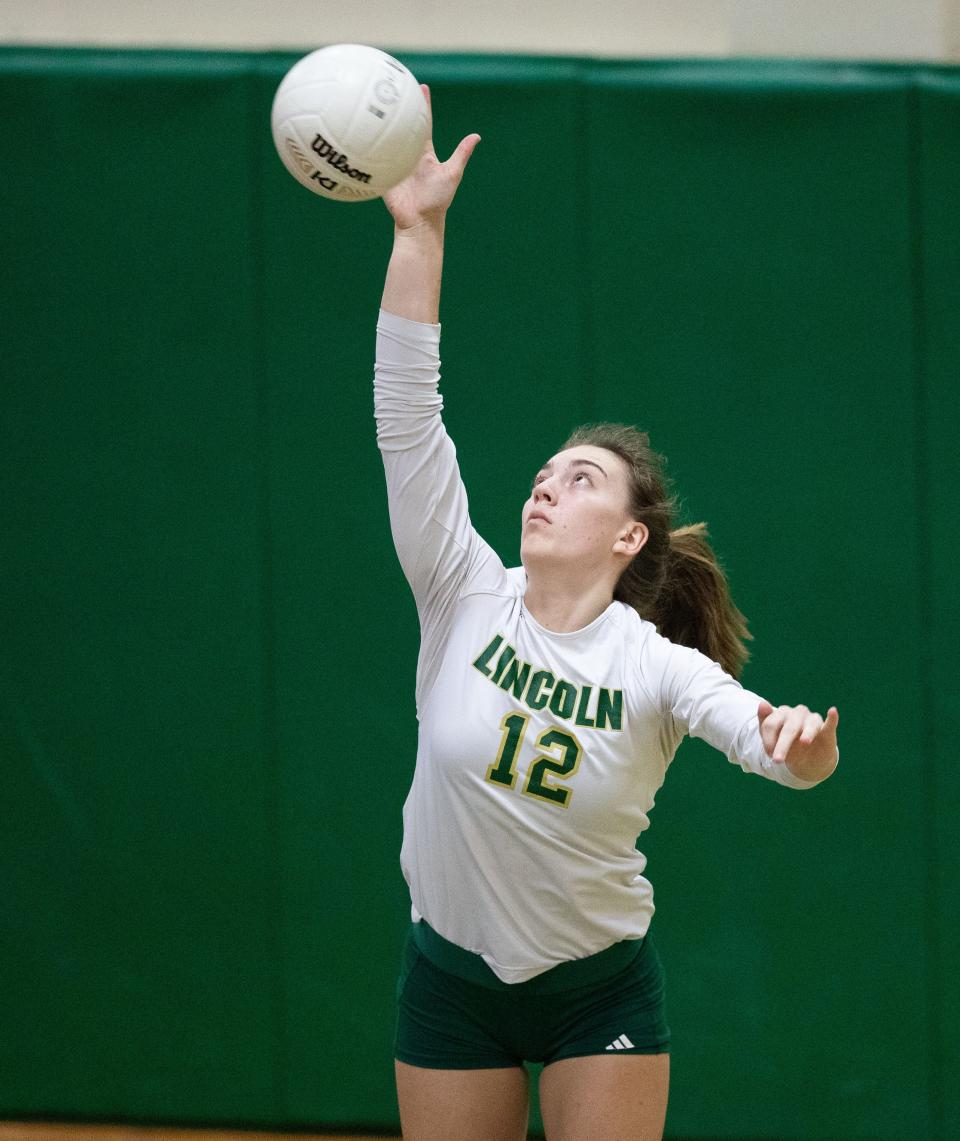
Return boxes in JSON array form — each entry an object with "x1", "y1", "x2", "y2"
[
  {"x1": 561, "y1": 424, "x2": 751, "y2": 678},
  {"x1": 657, "y1": 523, "x2": 751, "y2": 678}
]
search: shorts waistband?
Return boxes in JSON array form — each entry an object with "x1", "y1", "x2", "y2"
[{"x1": 410, "y1": 920, "x2": 644, "y2": 993}]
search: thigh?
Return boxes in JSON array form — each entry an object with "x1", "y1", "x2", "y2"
[
  {"x1": 395, "y1": 1059, "x2": 530, "y2": 1141},
  {"x1": 539, "y1": 1052, "x2": 669, "y2": 1141}
]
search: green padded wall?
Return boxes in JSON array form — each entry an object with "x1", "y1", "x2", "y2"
[
  {"x1": 0, "y1": 52, "x2": 279, "y2": 1119},
  {"x1": 916, "y1": 73, "x2": 960, "y2": 1140},
  {"x1": 0, "y1": 48, "x2": 957, "y2": 1140}
]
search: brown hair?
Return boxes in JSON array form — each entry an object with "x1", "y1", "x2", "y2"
[{"x1": 562, "y1": 423, "x2": 751, "y2": 678}]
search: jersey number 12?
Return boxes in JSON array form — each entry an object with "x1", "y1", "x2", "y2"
[{"x1": 486, "y1": 712, "x2": 583, "y2": 809}]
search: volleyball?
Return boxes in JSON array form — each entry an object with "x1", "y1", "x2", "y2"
[{"x1": 270, "y1": 43, "x2": 429, "y2": 202}]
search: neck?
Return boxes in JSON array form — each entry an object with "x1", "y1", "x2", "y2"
[{"x1": 522, "y1": 573, "x2": 615, "y2": 633}]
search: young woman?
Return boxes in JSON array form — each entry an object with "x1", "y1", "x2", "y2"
[{"x1": 375, "y1": 89, "x2": 839, "y2": 1141}]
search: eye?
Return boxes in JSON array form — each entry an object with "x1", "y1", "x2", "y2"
[{"x1": 572, "y1": 471, "x2": 590, "y2": 484}]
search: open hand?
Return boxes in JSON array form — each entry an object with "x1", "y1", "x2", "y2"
[
  {"x1": 382, "y1": 85, "x2": 481, "y2": 230},
  {"x1": 757, "y1": 701, "x2": 839, "y2": 782}
]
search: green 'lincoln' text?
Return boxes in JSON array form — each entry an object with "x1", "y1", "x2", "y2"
[{"x1": 472, "y1": 633, "x2": 623, "y2": 732}]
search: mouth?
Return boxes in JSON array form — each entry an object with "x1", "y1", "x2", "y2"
[{"x1": 527, "y1": 511, "x2": 550, "y2": 526}]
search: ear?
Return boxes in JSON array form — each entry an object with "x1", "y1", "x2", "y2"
[{"x1": 614, "y1": 521, "x2": 648, "y2": 558}]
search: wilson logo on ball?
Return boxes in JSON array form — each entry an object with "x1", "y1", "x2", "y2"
[{"x1": 311, "y1": 133, "x2": 372, "y2": 184}]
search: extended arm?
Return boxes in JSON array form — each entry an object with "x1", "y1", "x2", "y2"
[
  {"x1": 375, "y1": 92, "x2": 498, "y2": 711},
  {"x1": 380, "y1": 85, "x2": 481, "y2": 323},
  {"x1": 653, "y1": 633, "x2": 838, "y2": 788}
]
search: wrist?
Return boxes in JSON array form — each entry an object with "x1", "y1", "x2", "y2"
[{"x1": 393, "y1": 214, "x2": 446, "y2": 245}]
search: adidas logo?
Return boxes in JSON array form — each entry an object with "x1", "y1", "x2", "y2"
[{"x1": 605, "y1": 1033, "x2": 635, "y2": 1051}]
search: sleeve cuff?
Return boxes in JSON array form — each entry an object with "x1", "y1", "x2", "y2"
[{"x1": 378, "y1": 307, "x2": 441, "y2": 336}]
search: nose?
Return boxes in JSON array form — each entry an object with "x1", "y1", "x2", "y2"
[{"x1": 533, "y1": 477, "x2": 556, "y2": 504}]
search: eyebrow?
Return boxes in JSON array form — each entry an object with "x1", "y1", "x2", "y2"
[{"x1": 537, "y1": 457, "x2": 609, "y2": 478}]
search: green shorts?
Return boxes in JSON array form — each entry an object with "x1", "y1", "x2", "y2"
[{"x1": 395, "y1": 921, "x2": 670, "y2": 1069}]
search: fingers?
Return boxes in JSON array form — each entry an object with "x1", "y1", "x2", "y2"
[
  {"x1": 420, "y1": 84, "x2": 481, "y2": 173},
  {"x1": 447, "y1": 132, "x2": 482, "y2": 175},
  {"x1": 758, "y1": 703, "x2": 836, "y2": 763},
  {"x1": 762, "y1": 698, "x2": 821, "y2": 762},
  {"x1": 762, "y1": 705, "x2": 797, "y2": 762}
]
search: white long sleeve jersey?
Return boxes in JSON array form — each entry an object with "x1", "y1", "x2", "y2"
[{"x1": 375, "y1": 309, "x2": 819, "y2": 985}]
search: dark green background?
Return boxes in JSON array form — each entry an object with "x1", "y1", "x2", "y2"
[{"x1": 0, "y1": 48, "x2": 956, "y2": 1140}]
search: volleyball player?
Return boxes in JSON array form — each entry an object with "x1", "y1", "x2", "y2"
[{"x1": 375, "y1": 88, "x2": 839, "y2": 1141}]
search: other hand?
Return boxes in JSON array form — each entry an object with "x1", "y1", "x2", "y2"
[
  {"x1": 382, "y1": 85, "x2": 481, "y2": 231},
  {"x1": 757, "y1": 701, "x2": 839, "y2": 782}
]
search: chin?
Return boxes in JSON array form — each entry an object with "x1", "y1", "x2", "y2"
[{"x1": 521, "y1": 543, "x2": 563, "y2": 572}]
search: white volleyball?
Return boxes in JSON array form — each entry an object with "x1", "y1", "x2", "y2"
[{"x1": 271, "y1": 43, "x2": 429, "y2": 202}]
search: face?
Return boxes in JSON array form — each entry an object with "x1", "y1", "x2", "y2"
[{"x1": 520, "y1": 445, "x2": 648, "y2": 574}]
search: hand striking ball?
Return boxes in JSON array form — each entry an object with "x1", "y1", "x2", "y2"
[{"x1": 271, "y1": 43, "x2": 429, "y2": 202}]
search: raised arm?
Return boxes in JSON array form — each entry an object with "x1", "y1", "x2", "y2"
[
  {"x1": 375, "y1": 93, "x2": 497, "y2": 711},
  {"x1": 380, "y1": 85, "x2": 481, "y2": 322}
]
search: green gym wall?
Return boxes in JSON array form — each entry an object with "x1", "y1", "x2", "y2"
[{"x1": 1, "y1": 48, "x2": 957, "y2": 1140}]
